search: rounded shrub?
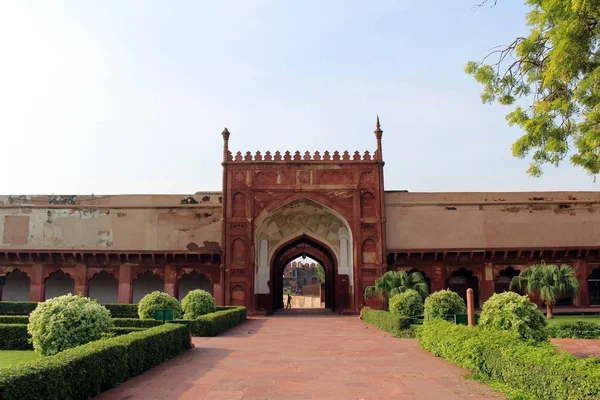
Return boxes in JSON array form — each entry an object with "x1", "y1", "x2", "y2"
[
  {"x1": 138, "y1": 291, "x2": 182, "y2": 320},
  {"x1": 479, "y1": 291, "x2": 547, "y2": 341},
  {"x1": 389, "y1": 289, "x2": 424, "y2": 317},
  {"x1": 181, "y1": 289, "x2": 216, "y2": 319},
  {"x1": 424, "y1": 289, "x2": 467, "y2": 321},
  {"x1": 28, "y1": 293, "x2": 113, "y2": 356}
]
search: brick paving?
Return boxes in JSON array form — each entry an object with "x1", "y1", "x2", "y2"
[
  {"x1": 94, "y1": 310, "x2": 503, "y2": 400},
  {"x1": 552, "y1": 338, "x2": 600, "y2": 358}
]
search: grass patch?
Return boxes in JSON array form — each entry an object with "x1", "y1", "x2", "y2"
[
  {"x1": 0, "y1": 351, "x2": 39, "y2": 369},
  {"x1": 547, "y1": 315, "x2": 600, "y2": 325}
]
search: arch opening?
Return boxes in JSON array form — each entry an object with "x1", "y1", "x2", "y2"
[
  {"x1": 45, "y1": 270, "x2": 75, "y2": 300},
  {"x1": 447, "y1": 268, "x2": 480, "y2": 307},
  {"x1": 494, "y1": 266, "x2": 522, "y2": 294},
  {"x1": 1, "y1": 269, "x2": 30, "y2": 301},
  {"x1": 589, "y1": 268, "x2": 600, "y2": 306},
  {"x1": 89, "y1": 271, "x2": 118, "y2": 303},
  {"x1": 178, "y1": 271, "x2": 212, "y2": 301},
  {"x1": 132, "y1": 271, "x2": 164, "y2": 303},
  {"x1": 282, "y1": 256, "x2": 325, "y2": 309}
]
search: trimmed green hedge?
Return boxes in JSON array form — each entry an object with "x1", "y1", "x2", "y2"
[
  {"x1": 360, "y1": 308, "x2": 412, "y2": 337},
  {"x1": 0, "y1": 302, "x2": 38, "y2": 316},
  {"x1": 100, "y1": 304, "x2": 139, "y2": 318},
  {"x1": 0, "y1": 302, "x2": 139, "y2": 318},
  {"x1": 417, "y1": 319, "x2": 600, "y2": 399},
  {"x1": 112, "y1": 318, "x2": 162, "y2": 328},
  {"x1": 107, "y1": 327, "x2": 147, "y2": 336},
  {"x1": 0, "y1": 324, "x2": 190, "y2": 400},
  {"x1": 170, "y1": 306, "x2": 246, "y2": 336},
  {"x1": 0, "y1": 324, "x2": 32, "y2": 350},
  {"x1": 546, "y1": 321, "x2": 600, "y2": 339},
  {"x1": 0, "y1": 316, "x2": 29, "y2": 324}
]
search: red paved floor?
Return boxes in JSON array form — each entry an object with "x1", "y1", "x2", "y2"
[
  {"x1": 95, "y1": 311, "x2": 503, "y2": 400},
  {"x1": 552, "y1": 338, "x2": 600, "y2": 358}
]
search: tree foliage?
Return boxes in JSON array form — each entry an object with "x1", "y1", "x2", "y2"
[
  {"x1": 28, "y1": 294, "x2": 113, "y2": 356},
  {"x1": 181, "y1": 289, "x2": 216, "y2": 319},
  {"x1": 316, "y1": 263, "x2": 326, "y2": 283},
  {"x1": 389, "y1": 289, "x2": 424, "y2": 317},
  {"x1": 364, "y1": 271, "x2": 429, "y2": 302},
  {"x1": 510, "y1": 262, "x2": 580, "y2": 318},
  {"x1": 467, "y1": 0, "x2": 600, "y2": 177},
  {"x1": 137, "y1": 291, "x2": 182, "y2": 320},
  {"x1": 479, "y1": 291, "x2": 547, "y2": 341}
]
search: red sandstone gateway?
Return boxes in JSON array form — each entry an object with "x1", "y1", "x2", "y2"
[{"x1": 1, "y1": 118, "x2": 600, "y2": 312}]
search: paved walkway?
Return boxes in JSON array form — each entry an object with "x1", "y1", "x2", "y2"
[
  {"x1": 95, "y1": 311, "x2": 502, "y2": 400},
  {"x1": 553, "y1": 338, "x2": 600, "y2": 358}
]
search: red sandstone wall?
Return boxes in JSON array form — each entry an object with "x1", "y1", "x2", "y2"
[{"x1": 385, "y1": 191, "x2": 600, "y2": 250}]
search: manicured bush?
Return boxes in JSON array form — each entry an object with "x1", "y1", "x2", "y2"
[
  {"x1": 360, "y1": 308, "x2": 411, "y2": 337},
  {"x1": 389, "y1": 289, "x2": 424, "y2": 317},
  {"x1": 0, "y1": 324, "x2": 32, "y2": 350},
  {"x1": 171, "y1": 306, "x2": 247, "y2": 336},
  {"x1": 112, "y1": 318, "x2": 163, "y2": 328},
  {"x1": 0, "y1": 302, "x2": 38, "y2": 315},
  {"x1": 0, "y1": 324, "x2": 190, "y2": 400},
  {"x1": 28, "y1": 294, "x2": 113, "y2": 356},
  {"x1": 102, "y1": 303, "x2": 139, "y2": 318},
  {"x1": 0, "y1": 316, "x2": 29, "y2": 324},
  {"x1": 546, "y1": 321, "x2": 600, "y2": 339},
  {"x1": 137, "y1": 291, "x2": 182, "y2": 320},
  {"x1": 479, "y1": 291, "x2": 547, "y2": 341},
  {"x1": 423, "y1": 289, "x2": 466, "y2": 320},
  {"x1": 417, "y1": 319, "x2": 600, "y2": 399},
  {"x1": 181, "y1": 289, "x2": 216, "y2": 319},
  {"x1": 106, "y1": 327, "x2": 147, "y2": 337}
]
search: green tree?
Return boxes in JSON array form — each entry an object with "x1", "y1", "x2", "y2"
[
  {"x1": 510, "y1": 263, "x2": 580, "y2": 319},
  {"x1": 316, "y1": 263, "x2": 326, "y2": 283},
  {"x1": 364, "y1": 271, "x2": 429, "y2": 303},
  {"x1": 466, "y1": 0, "x2": 600, "y2": 178}
]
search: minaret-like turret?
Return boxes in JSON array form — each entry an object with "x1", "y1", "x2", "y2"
[{"x1": 374, "y1": 115, "x2": 383, "y2": 161}]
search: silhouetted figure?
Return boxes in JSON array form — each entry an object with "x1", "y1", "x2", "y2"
[{"x1": 286, "y1": 294, "x2": 292, "y2": 309}]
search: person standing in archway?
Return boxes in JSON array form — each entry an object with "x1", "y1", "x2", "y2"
[{"x1": 286, "y1": 293, "x2": 292, "y2": 309}]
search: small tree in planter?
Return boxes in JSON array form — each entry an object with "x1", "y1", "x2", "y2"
[
  {"x1": 479, "y1": 291, "x2": 547, "y2": 341},
  {"x1": 181, "y1": 289, "x2": 216, "y2": 319},
  {"x1": 424, "y1": 289, "x2": 466, "y2": 321},
  {"x1": 389, "y1": 289, "x2": 424, "y2": 317},
  {"x1": 28, "y1": 294, "x2": 113, "y2": 356},
  {"x1": 138, "y1": 291, "x2": 182, "y2": 320},
  {"x1": 510, "y1": 263, "x2": 580, "y2": 319}
]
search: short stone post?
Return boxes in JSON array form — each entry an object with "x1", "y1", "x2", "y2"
[{"x1": 467, "y1": 288, "x2": 475, "y2": 327}]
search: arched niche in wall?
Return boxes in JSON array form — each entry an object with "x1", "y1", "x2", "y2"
[
  {"x1": 588, "y1": 268, "x2": 600, "y2": 306},
  {"x1": 361, "y1": 239, "x2": 377, "y2": 264},
  {"x1": 361, "y1": 191, "x2": 375, "y2": 218},
  {"x1": 494, "y1": 266, "x2": 521, "y2": 294},
  {"x1": 232, "y1": 192, "x2": 246, "y2": 217},
  {"x1": 446, "y1": 267, "x2": 480, "y2": 307},
  {"x1": 232, "y1": 238, "x2": 246, "y2": 264},
  {"x1": 407, "y1": 268, "x2": 431, "y2": 295},
  {"x1": 88, "y1": 271, "x2": 118, "y2": 304},
  {"x1": 178, "y1": 271, "x2": 212, "y2": 300},
  {"x1": 132, "y1": 271, "x2": 164, "y2": 303},
  {"x1": 45, "y1": 270, "x2": 75, "y2": 300},
  {"x1": 1, "y1": 269, "x2": 30, "y2": 301},
  {"x1": 231, "y1": 285, "x2": 245, "y2": 306}
]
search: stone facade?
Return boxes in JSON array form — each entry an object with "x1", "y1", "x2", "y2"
[{"x1": 1, "y1": 120, "x2": 599, "y2": 313}]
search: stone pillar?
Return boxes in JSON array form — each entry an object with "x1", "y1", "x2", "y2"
[
  {"x1": 430, "y1": 262, "x2": 446, "y2": 293},
  {"x1": 480, "y1": 263, "x2": 495, "y2": 306},
  {"x1": 467, "y1": 288, "x2": 475, "y2": 327},
  {"x1": 164, "y1": 265, "x2": 178, "y2": 298},
  {"x1": 74, "y1": 263, "x2": 88, "y2": 297},
  {"x1": 575, "y1": 259, "x2": 589, "y2": 307},
  {"x1": 29, "y1": 263, "x2": 45, "y2": 302},
  {"x1": 117, "y1": 265, "x2": 133, "y2": 304}
]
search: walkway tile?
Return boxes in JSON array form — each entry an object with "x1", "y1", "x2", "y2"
[{"x1": 95, "y1": 314, "x2": 503, "y2": 400}]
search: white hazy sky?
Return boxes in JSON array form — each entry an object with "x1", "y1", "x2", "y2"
[{"x1": 0, "y1": 0, "x2": 597, "y2": 195}]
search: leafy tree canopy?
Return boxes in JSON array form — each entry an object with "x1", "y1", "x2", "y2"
[
  {"x1": 316, "y1": 263, "x2": 326, "y2": 283},
  {"x1": 364, "y1": 270, "x2": 429, "y2": 301},
  {"x1": 467, "y1": 0, "x2": 600, "y2": 178}
]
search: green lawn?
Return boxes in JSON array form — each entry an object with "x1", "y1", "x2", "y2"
[
  {"x1": 0, "y1": 350, "x2": 39, "y2": 369},
  {"x1": 547, "y1": 315, "x2": 600, "y2": 326}
]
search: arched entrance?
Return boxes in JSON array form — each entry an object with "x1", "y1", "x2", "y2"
[
  {"x1": 253, "y1": 197, "x2": 354, "y2": 314},
  {"x1": 270, "y1": 235, "x2": 337, "y2": 311}
]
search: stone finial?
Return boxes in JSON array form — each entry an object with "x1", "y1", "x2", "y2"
[
  {"x1": 293, "y1": 151, "x2": 301, "y2": 161},
  {"x1": 244, "y1": 151, "x2": 252, "y2": 161},
  {"x1": 313, "y1": 151, "x2": 321, "y2": 161},
  {"x1": 284, "y1": 151, "x2": 292, "y2": 161},
  {"x1": 222, "y1": 127, "x2": 231, "y2": 140},
  {"x1": 264, "y1": 151, "x2": 273, "y2": 161},
  {"x1": 303, "y1": 151, "x2": 311, "y2": 161},
  {"x1": 342, "y1": 151, "x2": 350, "y2": 161},
  {"x1": 363, "y1": 150, "x2": 371, "y2": 160},
  {"x1": 275, "y1": 151, "x2": 282, "y2": 161},
  {"x1": 332, "y1": 151, "x2": 340, "y2": 161},
  {"x1": 235, "y1": 151, "x2": 243, "y2": 161},
  {"x1": 255, "y1": 151, "x2": 263, "y2": 161},
  {"x1": 353, "y1": 151, "x2": 361, "y2": 160},
  {"x1": 374, "y1": 114, "x2": 383, "y2": 161},
  {"x1": 323, "y1": 151, "x2": 331, "y2": 161}
]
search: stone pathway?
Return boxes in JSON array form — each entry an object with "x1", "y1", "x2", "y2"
[
  {"x1": 552, "y1": 338, "x2": 600, "y2": 358},
  {"x1": 95, "y1": 311, "x2": 503, "y2": 399}
]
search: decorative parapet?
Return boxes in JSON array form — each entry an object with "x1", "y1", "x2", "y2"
[{"x1": 226, "y1": 149, "x2": 378, "y2": 163}]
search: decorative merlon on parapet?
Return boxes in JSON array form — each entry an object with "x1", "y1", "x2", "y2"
[{"x1": 226, "y1": 149, "x2": 377, "y2": 162}]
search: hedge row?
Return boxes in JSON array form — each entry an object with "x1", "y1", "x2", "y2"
[
  {"x1": 417, "y1": 319, "x2": 600, "y2": 400},
  {"x1": 0, "y1": 324, "x2": 32, "y2": 350},
  {"x1": 0, "y1": 324, "x2": 190, "y2": 400},
  {"x1": 171, "y1": 306, "x2": 247, "y2": 336},
  {"x1": 0, "y1": 302, "x2": 139, "y2": 318},
  {"x1": 101, "y1": 304, "x2": 139, "y2": 318},
  {"x1": 112, "y1": 318, "x2": 162, "y2": 328},
  {"x1": 360, "y1": 308, "x2": 413, "y2": 337},
  {"x1": 107, "y1": 327, "x2": 147, "y2": 336},
  {"x1": 0, "y1": 316, "x2": 29, "y2": 324},
  {"x1": 546, "y1": 321, "x2": 600, "y2": 339}
]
